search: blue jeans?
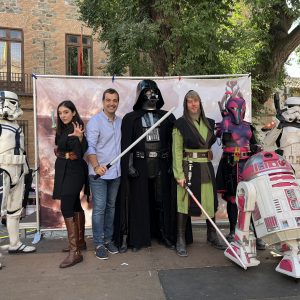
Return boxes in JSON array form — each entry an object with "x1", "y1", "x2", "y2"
[{"x1": 89, "y1": 176, "x2": 121, "y2": 248}]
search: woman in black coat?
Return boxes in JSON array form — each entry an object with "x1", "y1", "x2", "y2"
[{"x1": 53, "y1": 100, "x2": 89, "y2": 268}]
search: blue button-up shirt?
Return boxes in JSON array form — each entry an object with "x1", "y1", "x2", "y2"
[{"x1": 86, "y1": 111, "x2": 122, "y2": 179}]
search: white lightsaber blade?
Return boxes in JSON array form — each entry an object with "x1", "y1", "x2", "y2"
[
  {"x1": 108, "y1": 107, "x2": 176, "y2": 168},
  {"x1": 94, "y1": 107, "x2": 176, "y2": 179},
  {"x1": 185, "y1": 186, "x2": 247, "y2": 270}
]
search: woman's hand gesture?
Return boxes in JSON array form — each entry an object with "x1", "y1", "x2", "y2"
[{"x1": 69, "y1": 122, "x2": 84, "y2": 141}]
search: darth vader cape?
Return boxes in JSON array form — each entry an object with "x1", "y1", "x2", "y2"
[{"x1": 114, "y1": 109, "x2": 192, "y2": 249}]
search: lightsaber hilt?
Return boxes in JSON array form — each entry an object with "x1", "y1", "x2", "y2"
[{"x1": 187, "y1": 161, "x2": 193, "y2": 186}]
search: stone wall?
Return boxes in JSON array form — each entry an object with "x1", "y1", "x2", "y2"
[
  {"x1": 0, "y1": 0, "x2": 108, "y2": 75},
  {"x1": 0, "y1": 0, "x2": 109, "y2": 167}
]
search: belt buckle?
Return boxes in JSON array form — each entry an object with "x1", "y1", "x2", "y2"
[
  {"x1": 192, "y1": 153, "x2": 198, "y2": 159},
  {"x1": 149, "y1": 151, "x2": 158, "y2": 158},
  {"x1": 233, "y1": 147, "x2": 240, "y2": 162},
  {"x1": 65, "y1": 152, "x2": 69, "y2": 159},
  {"x1": 162, "y1": 152, "x2": 168, "y2": 159}
]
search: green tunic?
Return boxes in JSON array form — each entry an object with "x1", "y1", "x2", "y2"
[{"x1": 172, "y1": 120, "x2": 215, "y2": 217}]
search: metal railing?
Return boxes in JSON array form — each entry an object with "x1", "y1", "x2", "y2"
[{"x1": 0, "y1": 72, "x2": 33, "y2": 95}]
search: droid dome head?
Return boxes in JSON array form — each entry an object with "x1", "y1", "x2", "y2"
[
  {"x1": 0, "y1": 91, "x2": 23, "y2": 120},
  {"x1": 133, "y1": 79, "x2": 164, "y2": 111},
  {"x1": 242, "y1": 151, "x2": 294, "y2": 181},
  {"x1": 225, "y1": 96, "x2": 246, "y2": 125},
  {"x1": 285, "y1": 97, "x2": 300, "y2": 108}
]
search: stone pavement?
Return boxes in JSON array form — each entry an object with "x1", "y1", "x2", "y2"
[{"x1": 0, "y1": 224, "x2": 292, "y2": 300}]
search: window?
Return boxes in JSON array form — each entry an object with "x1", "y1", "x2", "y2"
[
  {"x1": 0, "y1": 28, "x2": 23, "y2": 82},
  {"x1": 66, "y1": 34, "x2": 92, "y2": 76}
]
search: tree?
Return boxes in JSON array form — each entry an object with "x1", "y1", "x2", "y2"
[
  {"x1": 245, "y1": 0, "x2": 300, "y2": 103},
  {"x1": 77, "y1": 0, "x2": 300, "y2": 106},
  {"x1": 77, "y1": 0, "x2": 235, "y2": 76}
]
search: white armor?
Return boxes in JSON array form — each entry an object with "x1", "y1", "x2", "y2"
[
  {"x1": 263, "y1": 97, "x2": 300, "y2": 178},
  {"x1": 225, "y1": 152, "x2": 300, "y2": 278},
  {"x1": 0, "y1": 91, "x2": 35, "y2": 255}
]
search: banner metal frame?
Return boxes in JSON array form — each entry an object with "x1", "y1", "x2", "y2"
[{"x1": 30, "y1": 73, "x2": 250, "y2": 233}]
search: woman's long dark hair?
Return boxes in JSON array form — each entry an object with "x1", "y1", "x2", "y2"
[{"x1": 56, "y1": 100, "x2": 84, "y2": 136}]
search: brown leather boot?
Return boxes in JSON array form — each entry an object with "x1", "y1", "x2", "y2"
[
  {"x1": 59, "y1": 217, "x2": 83, "y2": 268},
  {"x1": 62, "y1": 211, "x2": 87, "y2": 252}
]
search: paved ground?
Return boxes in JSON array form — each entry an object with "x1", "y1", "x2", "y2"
[
  {"x1": 0, "y1": 224, "x2": 293, "y2": 300},
  {"x1": 0, "y1": 226, "x2": 288, "y2": 300}
]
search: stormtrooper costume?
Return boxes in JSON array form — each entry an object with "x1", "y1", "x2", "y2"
[
  {"x1": 0, "y1": 91, "x2": 36, "y2": 254},
  {"x1": 263, "y1": 96, "x2": 300, "y2": 178}
]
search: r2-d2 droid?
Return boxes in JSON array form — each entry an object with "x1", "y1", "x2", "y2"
[{"x1": 224, "y1": 151, "x2": 300, "y2": 278}]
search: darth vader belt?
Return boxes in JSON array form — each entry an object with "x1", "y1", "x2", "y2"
[{"x1": 135, "y1": 150, "x2": 169, "y2": 159}]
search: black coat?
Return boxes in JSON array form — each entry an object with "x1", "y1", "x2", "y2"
[
  {"x1": 114, "y1": 109, "x2": 178, "y2": 249},
  {"x1": 52, "y1": 124, "x2": 89, "y2": 199}
]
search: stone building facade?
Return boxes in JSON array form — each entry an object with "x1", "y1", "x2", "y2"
[{"x1": 0, "y1": 0, "x2": 108, "y2": 165}]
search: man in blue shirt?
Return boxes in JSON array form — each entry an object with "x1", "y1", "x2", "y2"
[{"x1": 86, "y1": 88, "x2": 122, "y2": 260}]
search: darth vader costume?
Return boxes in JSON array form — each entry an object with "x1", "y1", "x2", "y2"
[{"x1": 114, "y1": 80, "x2": 181, "y2": 251}]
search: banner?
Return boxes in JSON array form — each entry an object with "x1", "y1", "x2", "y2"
[{"x1": 35, "y1": 75, "x2": 251, "y2": 228}]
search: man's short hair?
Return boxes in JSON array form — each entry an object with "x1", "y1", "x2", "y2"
[{"x1": 102, "y1": 88, "x2": 119, "y2": 102}]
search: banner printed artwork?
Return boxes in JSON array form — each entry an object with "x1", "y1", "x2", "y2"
[{"x1": 35, "y1": 76, "x2": 251, "y2": 228}]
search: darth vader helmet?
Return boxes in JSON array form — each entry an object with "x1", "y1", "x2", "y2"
[
  {"x1": 133, "y1": 80, "x2": 164, "y2": 111},
  {"x1": 0, "y1": 90, "x2": 23, "y2": 120}
]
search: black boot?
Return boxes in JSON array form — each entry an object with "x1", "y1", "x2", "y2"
[
  {"x1": 226, "y1": 202, "x2": 237, "y2": 243},
  {"x1": 251, "y1": 219, "x2": 266, "y2": 250},
  {"x1": 256, "y1": 238, "x2": 266, "y2": 250},
  {"x1": 206, "y1": 218, "x2": 226, "y2": 250},
  {"x1": 176, "y1": 213, "x2": 188, "y2": 257},
  {"x1": 119, "y1": 234, "x2": 128, "y2": 253},
  {"x1": 226, "y1": 231, "x2": 235, "y2": 243}
]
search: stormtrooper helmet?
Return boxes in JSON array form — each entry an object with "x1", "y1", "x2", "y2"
[
  {"x1": 285, "y1": 97, "x2": 300, "y2": 107},
  {"x1": 0, "y1": 91, "x2": 23, "y2": 120},
  {"x1": 133, "y1": 80, "x2": 164, "y2": 111},
  {"x1": 282, "y1": 97, "x2": 300, "y2": 123}
]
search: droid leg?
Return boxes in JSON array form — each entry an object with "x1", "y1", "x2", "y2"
[
  {"x1": 224, "y1": 182, "x2": 260, "y2": 267},
  {"x1": 275, "y1": 240, "x2": 300, "y2": 278}
]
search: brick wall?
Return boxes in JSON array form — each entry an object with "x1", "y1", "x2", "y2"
[
  {"x1": 0, "y1": 0, "x2": 108, "y2": 166},
  {"x1": 0, "y1": 0, "x2": 108, "y2": 75},
  {"x1": 19, "y1": 95, "x2": 35, "y2": 166}
]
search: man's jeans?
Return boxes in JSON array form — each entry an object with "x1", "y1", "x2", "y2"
[{"x1": 89, "y1": 176, "x2": 121, "y2": 248}]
